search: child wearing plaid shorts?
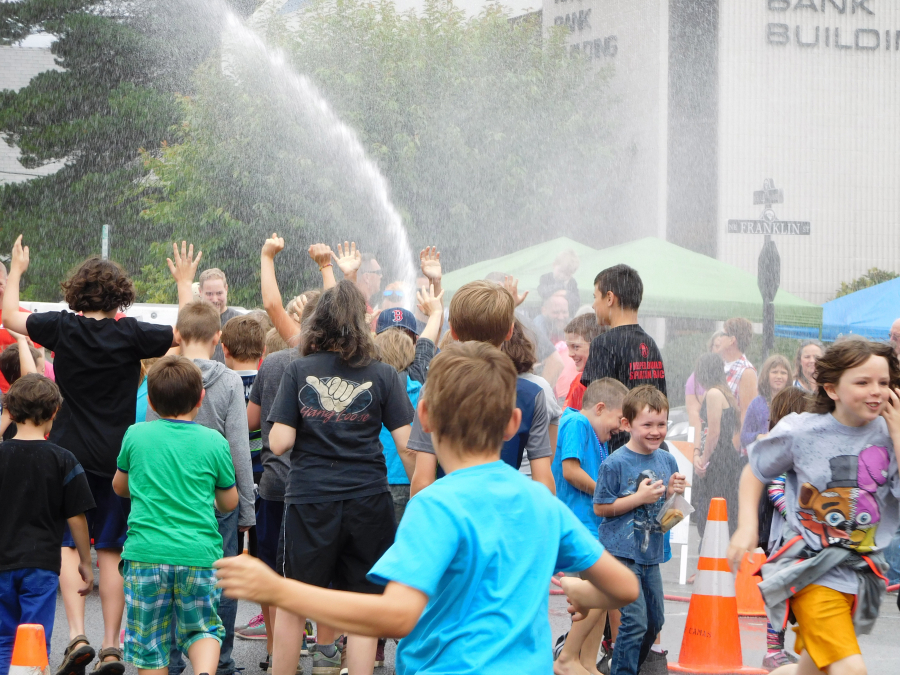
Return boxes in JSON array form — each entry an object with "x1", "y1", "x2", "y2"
[{"x1": 112, "y1": 356, "x2": 238, "y2": 675}]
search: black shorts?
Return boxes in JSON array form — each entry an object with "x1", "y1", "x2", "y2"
[
  {"x1": 256, "y1": 497, "x2": 285, "y2": 571},
  {"x1": 280, "y1": 492, "x2": 396, "y2": 594}
]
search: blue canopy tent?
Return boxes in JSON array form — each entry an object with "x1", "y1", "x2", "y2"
[{"x1": 775, "y1": 276, "x2": 900, "y2": 342}]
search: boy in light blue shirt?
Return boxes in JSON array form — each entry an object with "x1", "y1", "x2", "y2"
[
  {"x1": 551, "y1": 377, "x2": 626, "y2": 674},
  {"x1": 214, "y1": 342, "x2": 640, "y2": 675},
  {"x1": 552, "y1": 377, "x2": 628, "y2": 535},
  {"x1": 591, "y1": 385, "x2": 686, "y2": 675}
]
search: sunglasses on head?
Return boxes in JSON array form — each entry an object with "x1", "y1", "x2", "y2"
[{"x1": 383, "y1": 290, "x2": 404, "y2": 298}]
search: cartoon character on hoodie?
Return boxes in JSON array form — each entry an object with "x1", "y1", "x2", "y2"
[{"x1": 798, "y1": 445, "x2": 890, "y2": 552}]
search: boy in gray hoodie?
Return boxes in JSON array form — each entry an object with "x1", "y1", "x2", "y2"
[{"x1": 147, "y1": 300, "x2": 254, "y2": 675}]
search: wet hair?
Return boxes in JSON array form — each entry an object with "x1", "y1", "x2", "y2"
[
  {"x1": 501, "y1": 319, "x2": 537, "y2": 374},
  {"x1": 793, "y1": 338, "x2": 824, "y2": 386},
  {"x1": 553, "y1": 249, "x2": 580, "y2": 276},
  {"x1": 138, "y1": 357, "x2": 159, "y2": 387},
  {"x1": 723, "y1": 317, "x2": 753, "y2": 353},
  {"x1": 594, "y1": 264, "x2": 642, "y2": 311},
  {"x1": 449, "y1": 280, "x2": 515, "y2": 346},
  {"x1": 582, "y1": 378, "x2": 628, "y2": 411},
  {"x1": 61, "y1": 257, "x2": 135, "y2": 313},
  {"x1": 695, "y1": 352, "x2": 738, "y2": 407},
  {"x1": 176, "y1": 300, "x2": 222, "y2": 344},
  {"x1": 300, "y1": 280, "x2": 376, "y2": 366},
  {"x1": 4, "y1": 373, "x2": 62, "y2": 425},
  {"x1": 422, "y1": 342, "x2": 517, "y2": 454},
  {"x1": 565, "y1": 314, "x2": 605, "y2": 344},
  {"x1": 147, "y1": 355, "x2": 204, "y2": 418},
  {"x1": 769, "y1": 386, "x2": 813, "y2": 430},
  {"x1": 265, "y1": 327, "x2": 288, "y2": 356},
  {"x1": 622, "y1": 384, "x2": 669, "y2": 423},
  {"x1": 246, "y1": 309, "x2": 273, "y2": 336},
  {"x1": 812, "y1": 340, "x2": 900, "y2": 413},
  {"x1": 221, "y1": 315, "x2": 265, "y2": 362},
  {"x1": 757, "y1": 354, "x2": 792, "y2": 402},
  {"x1": 0, "y1": 343, "x2": 43, "y2": 385},
  {"x1": 375, "y1": 328, "x2": 415, "y2": 373},
  {"x1": 198, "y1": 268, "x2": 227, "y2": 288}
]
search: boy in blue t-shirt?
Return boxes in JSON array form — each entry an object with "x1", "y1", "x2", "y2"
[
  {"x1": 551, "y1": 377, "x2": 626, "y2": 675},
  {"x1": 589, "y1": 385, "x2": 686, "y2": 675},
  {"x1": 215, "y1": 342, "x2": 640, "y2": 675}
]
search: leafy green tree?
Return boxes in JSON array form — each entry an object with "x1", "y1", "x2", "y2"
[
  {"x1": 835, "y1": 268, "x2": 898, "y2": 298},
  {"x1": 136, "y1": 0, "x2": 616, "y2": 295}
]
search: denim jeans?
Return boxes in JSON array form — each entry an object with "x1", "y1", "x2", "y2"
[
  {"x1": 0, "y1": 569, "x2": 58, "y2": 675},
  {"x1": 610, "y1": 558, "x2": 665, "y2": 675},
  {"x1": 169, "y1": 506, "x2": 239, "y2": 675}
]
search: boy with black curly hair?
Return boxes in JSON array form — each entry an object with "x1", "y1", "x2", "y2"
[{"x1": 3, "y1": 236, "x2": 178, "y2": 675}]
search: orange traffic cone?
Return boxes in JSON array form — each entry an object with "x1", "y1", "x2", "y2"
[
  {"x1": 736, "y1": 551, "x2": 767, "y2": 617},
  {"x1": 669, "y1": 498, "x2": 767, "y2": 674},
  {"x1": 9, "y1": 624, "x2": 49, "y2": 675}
]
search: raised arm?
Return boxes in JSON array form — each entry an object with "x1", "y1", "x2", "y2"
[
  {"x1": 333, "y1": 241, "x2": 361, "y2": 286},
  {"x1": 261, "y1": 234, "x2": 302, "y2": 344},
  {"x1": 9, "y1": 331, "x2": 37, "y2": 375},
  {"x1": 419, "y1": 246, "x2": 443, "y2": 297},
  {"x1": 3, "y1": 236, "x2": 31, "y2": 336},
  {"x1": 309, "y1": 242, "x2": 337, "y2": 290},
  {"x1": 415, "y1": 284, "x2": 444, "y2": 345},
  {"x1": 167, "y1": 241, "x2": 202, "y2": 308}
]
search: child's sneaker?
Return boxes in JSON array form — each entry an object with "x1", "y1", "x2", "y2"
[
  {"x1": 311, "y1": 638, "x2": 342, "y2": 675},
  {"x1": 235, "y1": 613, "x2": 267, "y2": 640},
  {"x1": 638, "y1": 649, "x2": 668, "y2": 675},
  {"x1": 552, "y1": 632, "x2": 567, "y2": 661},
  {"x1": 762, "y1": 650, "x2": 799, "y2": 671}
]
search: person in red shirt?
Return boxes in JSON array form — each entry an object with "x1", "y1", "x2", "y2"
[{"x1": 564, "y1": 314, "x2": 606, "y2": 411}]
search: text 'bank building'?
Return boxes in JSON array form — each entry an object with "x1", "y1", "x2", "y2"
[{"x1": 545, "y1": 0, "x2": 900, "y2": 304}]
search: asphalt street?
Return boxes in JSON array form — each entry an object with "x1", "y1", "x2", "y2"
[{"x1": 47, "y1": 524, "x2": 900, "y2": 675}]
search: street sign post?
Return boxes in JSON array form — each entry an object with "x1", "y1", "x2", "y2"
[{"x1": 727, "y1": 179, "x2": 810, "y2": 360}]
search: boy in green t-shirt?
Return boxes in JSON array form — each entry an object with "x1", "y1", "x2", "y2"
[{"x1": 112, "y1": 356, "x2": 238, "y2": 675}]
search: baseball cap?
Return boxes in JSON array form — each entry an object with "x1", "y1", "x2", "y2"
[{"x1": 376, "y1": 307, "x2": 419, "y2": 335}]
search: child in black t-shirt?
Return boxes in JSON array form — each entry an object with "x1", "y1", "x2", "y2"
[
  {"x1": 0, "y1": 375, "x2": 95, "y2": 675},
  {"x1": 2, "y1": 236, "x2": 176, "y2": 675},
  {"x1": 268, "y1": 280, "x2": 415, "y2": 675}
]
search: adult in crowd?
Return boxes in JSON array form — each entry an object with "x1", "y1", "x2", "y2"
[
  {"x1": 685, "y1": 330, "x2": 725, "y2": 453},
  {"x1": 199, "y1": 268, "x2": 242, "y2": 364},
  {"x1": 538, "y1": 248, "x2": 580, "y2": 316},
  {"x1": 715, "y1": 317, "x2": 757, "y2": 425},
  {"x1": 357, "y1": 253, "x2": 383, "y2": 310},
  {"x1": 792, "y1": 338, "x2": 824, "y2": 394},
  {"x1": 692, "y1": 352, "x2": 743, "y2": 537},
  {"x1": 739, "y1": 354, "x2": 792, "y2": 449},
  {"x1": 890, "y1": 318, "x2": 900, "y2": 356},
  {"x1": 532, "y1": 291, "x2": 570, "y2": 346}
]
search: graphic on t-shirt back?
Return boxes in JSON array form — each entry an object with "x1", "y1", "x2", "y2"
[
  {"x1": 629, "y1": 469, "x2": 664, "y2": 553},
  {"x1": 797, "y1": 445, "x2": 890, "y2": 552},
  {"x1": 629, "y1": 343, "x2": 664, "y2": 384},
  {"x1": 302, "y1": 375, "x2": 373, "y2": 416}
]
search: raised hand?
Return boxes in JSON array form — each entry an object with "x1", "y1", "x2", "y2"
[
  {"x1": 503, "y1": 275, "x2": 528, "y2": 307},
  {"x1": 333, "y1": 241, "x2": 361, "y2": 278},
  {"x1": 10, "y1": 235, "x2": 29, "y2": 276},
  {"x1": 306, "y1": 375, "x2": 373, "y2": 413},
  {"x1": 308, "y1": 243, "x2": 333, "y2": 268},
  {"x1": 419, "y1": 246, "x2": 442, "y2": 282},
  {"x1": 167, "y1": 241, "x2": 202, "y2": 285},
  {"x1": 263, "y1": 233, "x2": 285, "y2": 260},
  {"x1": 416, "y1": 284, "x2": 444, "y2": 318}
]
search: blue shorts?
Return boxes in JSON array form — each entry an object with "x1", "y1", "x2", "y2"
[
  {"x1": 255, "y1": 499, "x2": 284, "y2": 571},
  {"x1": 62, "y1": 471, "x2": 130, "y2": 550},
  {"x1": 0, "y1": 568, "x2": 58, "y2": 675}
]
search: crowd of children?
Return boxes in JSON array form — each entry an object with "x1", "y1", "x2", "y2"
[{"x1": 2, "y1": 232, "x2": 900, "y2": 675}]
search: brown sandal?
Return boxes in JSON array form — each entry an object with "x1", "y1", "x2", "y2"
[
  {"x1": 92, "y1": 648, "x2": 124, "y2": 675},
  {"x1": 56, "y1": 635, "x2": 95, "y2": 675}
]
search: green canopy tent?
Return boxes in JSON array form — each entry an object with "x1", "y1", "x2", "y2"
[{"x1": 441, "y1": 236, "x2": 822, "y2": 329}]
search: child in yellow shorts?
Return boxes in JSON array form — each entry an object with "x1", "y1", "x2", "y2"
[{"x1": 727, "y1": 340, "x2": 900, "y2": 675}]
